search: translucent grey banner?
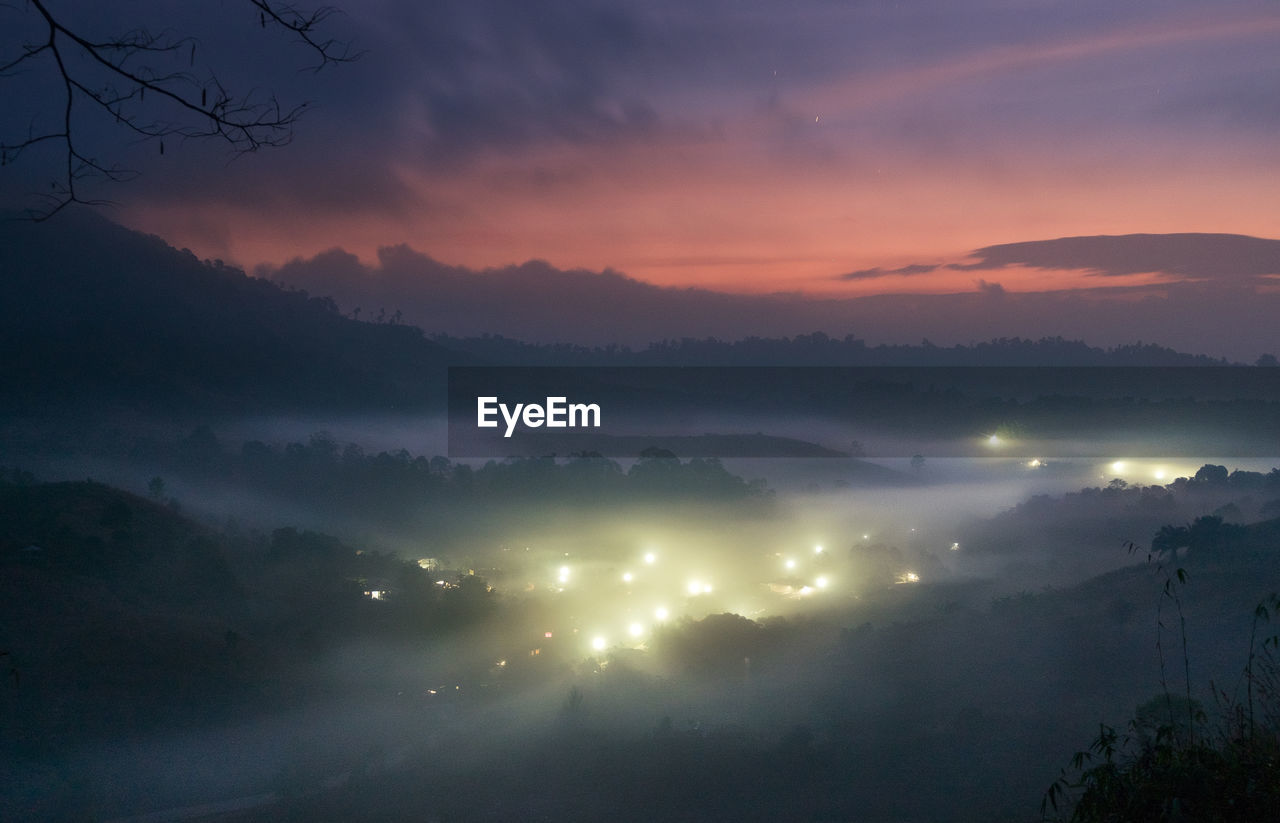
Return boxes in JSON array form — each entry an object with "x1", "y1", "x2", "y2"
[{"x1": 447, "y1": 366, "x2": 1280, "y2": 458}]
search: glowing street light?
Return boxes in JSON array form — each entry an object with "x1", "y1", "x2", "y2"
[
  {"x1": 644, "y1": 552, "x2": 656, "y2": 565},
  {"x1": 815, "y1": 576, "x2": 829, "y2": 589},
  {"x1": 591, "y1": 636, "x2": 607, "y2": 651},
  {"x1": 622, "y1": 571, "x2": 634, "y2": 583},
  {"x1": 654, "y1": 606, "x2": 670, "y2": 621},
  {"x1": 628, "y1": 622, "x2": 644, "y2": 638}
]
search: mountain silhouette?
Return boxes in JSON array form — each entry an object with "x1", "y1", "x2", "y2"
[{"x1": 0, "y1": 211, "x2": 464, "y2": 415}]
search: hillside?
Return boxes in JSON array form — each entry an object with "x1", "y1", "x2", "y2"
[{"x1": 0, "y1": 211, "x2": 463, "y2": 416}]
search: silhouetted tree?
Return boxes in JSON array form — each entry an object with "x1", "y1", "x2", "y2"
[
  {"x1": 1151, "y1": 524, "x2": 1190, "y2": 558},
  {"x1": 1192, "y1": 464, "x2": 1229, "y2": 487}
]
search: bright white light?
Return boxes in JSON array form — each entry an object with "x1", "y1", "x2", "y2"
[
  {"x1": 863, "y1": 534, "x2": 869, "y2": 540},
  {"x1": 815, "y1": 576, "x2": 829, "y2": 589},
  {"x1": 1154, "y1": 469, "x2": 1166, "y2": 480},
  {"x1": 558, "y1": 565, "x2": 570, "y2": 583},
  {"x1": 1027, "y1": 459, "x2": 1042, "y2": 468},
  {"x1": 1111, "y1": 461, "x2": 1125, "y2": 472},
  {"x1": 799, "y1": 586, "x2": 813, "y2": 596},
  {"x1": 687, "y1": 580, "x2": 702, "y2": 595},
  {"x1": 987, "y1": 434, "x2": 1001, "y2": 446},
  {"x1": 906, "y1": 572, "x2": 919, "y2": 583},
  {"x1": 950, "y1": 542, "x2": 960, "y2": 551},
  {"x1": 643, "y1": 552, "x2": 656, "y2": 565},
  {"x1": 654, "y1": 606, "x2": 669, "y2": 621},
  {"x1": 814, "y1": 544, "x2": 823, "y2": 554},
  {"x1": 628, "y1": 622, "x2": 644, "y2": 638},
  {"x1": 591, "y1": 636, "x2": 607, "y2": 651},
  {"x1": 622, "y1": 572, "x2": 634, "y2": 583},
  {"x1": 785, "y1": 558, "x2": 796, "y2": 570},
  {"x1": 702, "y1": 583, "x2": 713, "y2": 594}
]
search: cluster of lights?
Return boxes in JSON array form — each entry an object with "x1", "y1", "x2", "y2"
[
  {"x1": 586, "y1": 605, "x2": 674, "y2": 653},
  {"x1": 548, "y1": 542, "x2": 857, "y2": 656},
  {"x1": 552, "y1": 551, "x2": 682, "y2": 654},
  {"x1": 1103, "y1": 460, "x2": 1187, "y2": 483}
]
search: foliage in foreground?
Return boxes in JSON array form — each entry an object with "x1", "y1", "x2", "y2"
[{"x1": 1044, "y1": 587, "x2": 1280, "y2": 822}]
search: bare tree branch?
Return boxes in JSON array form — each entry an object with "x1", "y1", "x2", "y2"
[{"x1": 0, "y1": 0, "x2": 361, "y2": 219}]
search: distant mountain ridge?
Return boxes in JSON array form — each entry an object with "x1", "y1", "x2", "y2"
[
  {"x1": 430, "y1": 332, "x2": 1238, "y2": 367},
  {"x1": 263, "y1": 233, "x2": 1280, "y2": 362},
  {"x1": 0, "y1": 212, "x2": 1264, "y2": 420}
]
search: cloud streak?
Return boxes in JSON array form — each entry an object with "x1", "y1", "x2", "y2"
[{"x1": 840, "y1": 263, "x2": 940, "y2": 281}]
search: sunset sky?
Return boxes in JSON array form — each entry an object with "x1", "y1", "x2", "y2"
[{"x1": 5, "y1": 0, "x2": 1280, "y2": 299}]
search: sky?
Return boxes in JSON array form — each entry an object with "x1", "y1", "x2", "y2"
[{"x1": 3, "y1": 1, "x2": 1280, "y2": 339}]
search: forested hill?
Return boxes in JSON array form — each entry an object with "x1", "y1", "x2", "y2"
[{"x1": 0, "y1": 211, "x2": 464, "y2": 416}]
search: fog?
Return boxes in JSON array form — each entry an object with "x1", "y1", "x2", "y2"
[{"x1": 5, "y1": 411, "x2": 1279, "y2": 821}]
